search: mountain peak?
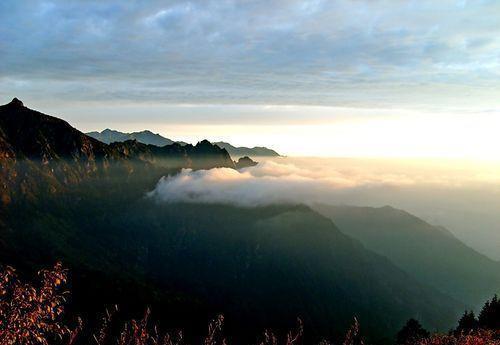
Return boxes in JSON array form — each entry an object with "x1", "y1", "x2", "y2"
[
  {"x1": 8, "y1": 98, "x2": 24, "y2": 108},
  {"x1": 197, "y1": 139, "x2": 212, "y2": 146},
  {"x1": 235, "y1": 156, "x2": 258, "y2": 169}
]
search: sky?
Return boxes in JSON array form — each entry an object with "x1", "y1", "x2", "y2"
[{"x1": 1, "y1": 0, "x2": 499, "y2": 158}]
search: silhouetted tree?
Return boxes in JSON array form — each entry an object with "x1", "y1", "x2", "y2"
[
  {"x1": 479, "y1": 295, "x2": 500, "y2": 330},
  {"x1": 396, "y1": 319, "x2": 430, "y2": 345},
  {"x1": 455, "y1": 310, "x2": 479, "y2": 335}
]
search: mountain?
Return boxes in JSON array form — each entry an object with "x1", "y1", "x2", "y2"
[
  {"x1": 108, "y1": 139, "x2": 235, "y2": 170},
  {"x1": 0, "y1": 98, "x2": 125, "y2": 204},
  {"x1": 313, "y1": 204, "x2": 500, "y2": 307},
  {"x1": 0, "y1": 98, "x2": 465, "y2": 342},
  {"x1": 235, "y1": 156, "x2": 258, "y2": 169},
  {"x1": 87, "y1": 128, "x2": 188, "y2": 146},
  {"x1": 0, "y1": 98, "x2": 234, "y2": 204},
  {"x1": 214, "y1": 141, "x2": 280, "y2": 157},
  {"x1": 87, "y1": 130, "x2": 280, "y2": 158},
  {"x1": 0, "y1": 99, "x2": 118, "y2": 162},
  {"x1": 1, "y1": 198, "x2": 464, "y2": 343}
]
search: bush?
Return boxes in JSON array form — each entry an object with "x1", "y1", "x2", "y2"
[{"x1": 0, "y1": 262, "x2": 80, "y2": 345}]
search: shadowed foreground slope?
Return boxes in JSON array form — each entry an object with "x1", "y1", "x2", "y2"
[{"x1": 0, "y1": 99, "x2": 464, "y2": 343}]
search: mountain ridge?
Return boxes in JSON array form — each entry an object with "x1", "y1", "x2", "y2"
[
  {"x1": 313, "y1": 204, "x2": 500, "y2": 307},
  {"x1": 0, "y1": 98, "x2": 466, "y2": 341},
  {"x1": 87, "y1": 128, "x2": 190, "y2": 147},
  {"x1": 213, "y1": 141, "x2": 280, "y2": 157},
  {"x1": 86, "y1": 129, "x2": 280, "y2": 157},
  {"x1": 0, "y1": 98, "x2": 235, "y2": 204}
]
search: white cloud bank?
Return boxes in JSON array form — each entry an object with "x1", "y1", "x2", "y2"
[
  {"x1": 148, "y1": 162, "x2": 331, "y2": 207},
  {"x1": 146, "y1": 157, "x2": 500, "y2": 260},
  {"x1": 147, "y1": 158, "x2": 500, "y2": 207}
]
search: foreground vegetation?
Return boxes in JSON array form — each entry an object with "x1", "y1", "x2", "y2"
[{"x1": 1, "y1": 263, "x2": 498, "y2": 345}]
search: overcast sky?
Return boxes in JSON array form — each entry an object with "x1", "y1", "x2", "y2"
[{"x1": 1, "y1": 0, "x2": 499, "y2": 157}]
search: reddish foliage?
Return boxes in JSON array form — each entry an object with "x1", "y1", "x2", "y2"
[
  {"x1": 0, "y1": 263, "x2": 76, "y2": 345},
  {"x1": 417, "y1": 330, "x2": 500, "y2": 345}
]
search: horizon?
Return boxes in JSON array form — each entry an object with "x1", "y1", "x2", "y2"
[
  {"x1": 1, "y1": 1, "x2": 499, "y2": 160},
  {"x1": 3, "y1": 97, "x2": 500, "y2": 161}
]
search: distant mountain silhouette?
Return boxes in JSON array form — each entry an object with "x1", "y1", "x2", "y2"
[
  {"x1": 87, "y1": 130, "x2": 280, "y2": 158},
  {"x1": 87, "y1": 129, "x2": 189, "y2": 146},
  {"x1": 313, "y1": 204, "x2": 500, "y2": 308},
  {"x1": 214, "y1": 141, "x2": 280, "y2": 157},
  {"x1": 0, "y1": 98, "x2": 234, "y2": 204}
]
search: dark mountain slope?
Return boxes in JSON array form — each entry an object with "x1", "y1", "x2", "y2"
[
  {"x1": 1, "y1": 197, "x2": 464, "y2": 343},
  {"x1": 109, "y1": 139, "x2": 236, "y2": 170},
  {"x1": 0, "y1": 98, "x2": 233, "y2": 169},
  {"x1": 0, "y1": 98, "x2": 120, "y2": 163},
  {"x1": 0, "y1": 98, "x2": 126, "y2": 204},
  {"x1": 0, "y1": 98, "x2": 464, "y2": 342},
  {"x1": 313, "y1": 204, "x2": 500, "y2": 307},
  {"x1": 0, "y1": 98, "x2": 235, "y2": 204}
]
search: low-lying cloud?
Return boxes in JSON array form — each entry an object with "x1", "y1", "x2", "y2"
[
  {"x1": 146, "y1": 157, "x2": 500, "y2": 260},
  {"x1": 148, "y1": 162, "x2": 329, "y2": 207},
  {"x1": 147, "y1": 159, "x2": 500, "y2": 207}
]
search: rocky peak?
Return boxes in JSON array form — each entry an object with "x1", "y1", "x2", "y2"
[
  {"x1": 7, "y1": 98, "x2": 24, "y2": 108},
  {"x1": 235, "y1": 156, "x2": 258, "y2": 169},
  {"x1": 196, "y1": 139, "x2": 212, "y2": 147}
]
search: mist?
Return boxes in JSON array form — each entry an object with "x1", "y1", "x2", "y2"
[
  {"x1": 148, "y1": 157, "x2": 500, "y2": 260},
  {"x1": 147, "y1": 159, "x2": 424, "y2": 207}
]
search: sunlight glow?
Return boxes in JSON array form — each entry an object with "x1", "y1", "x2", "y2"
[{"x1": 146, "y1": 110, "x2": 500, "y2": 161}]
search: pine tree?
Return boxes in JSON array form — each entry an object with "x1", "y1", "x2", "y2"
[
  {"x1": 455, "y1": 310, "x2": 479, "y2": 335},
  {"x1": 478, "y1": 295, "x2": 500, "y2": 330},
  {"x1": 396, "y1": 319, "x2": 430, "y2": 345}
]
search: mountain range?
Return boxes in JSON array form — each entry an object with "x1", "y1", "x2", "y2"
[
  {"x1": 313, "y1": 204, "x2": 500, "y2": 308},
  {"x1": 87, "y1": 129, "x2": 280, "y2": 157},
  {"x1": 1, "y1": 98, "x2": 498, "y2": 343},
  {"x1": 212, "y1": 141, "x2": 280, "y2": 157},
  {"x1": 0, "y1": 98, "x2": 237, "y2": 205},
  {"x1": 86, "y1": 128, "x2": 187, "y2": 146}
]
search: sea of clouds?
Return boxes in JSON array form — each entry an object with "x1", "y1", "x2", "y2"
[
  {"x1": 146, "y1": 157, "x2": 500, "y2": 259},
  {"x1": 147, "y1": 160, "x2": 410, "y2": 207},
  {"x1": 147, "y1": 158, "x2": 500, "y2": 207}
]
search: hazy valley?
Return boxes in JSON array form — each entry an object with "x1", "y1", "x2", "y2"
[
  {"x1": 1, "y1": 99, "x2": 499, "y2": 344},
  {"x1": 2, "y1": 2, "x2": 500, "y2": 344}
]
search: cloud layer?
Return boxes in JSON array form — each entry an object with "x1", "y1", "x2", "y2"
[
  {"x1": 147, "y1": 158, "x2": 500, "y2": 207},
  {"x1": 1, "y1": 0, "x2": 500, "y2": 109},
  {"x1": 148, "y1": 162, "x2": 330, "y2": 207},
  {"x1": 146, "y1": 157, "x2": 500, "y2": 260}
]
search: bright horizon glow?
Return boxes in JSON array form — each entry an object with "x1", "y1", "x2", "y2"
[{"x1": 40, "y1": 102, "x2": 500, "y2": 161}]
